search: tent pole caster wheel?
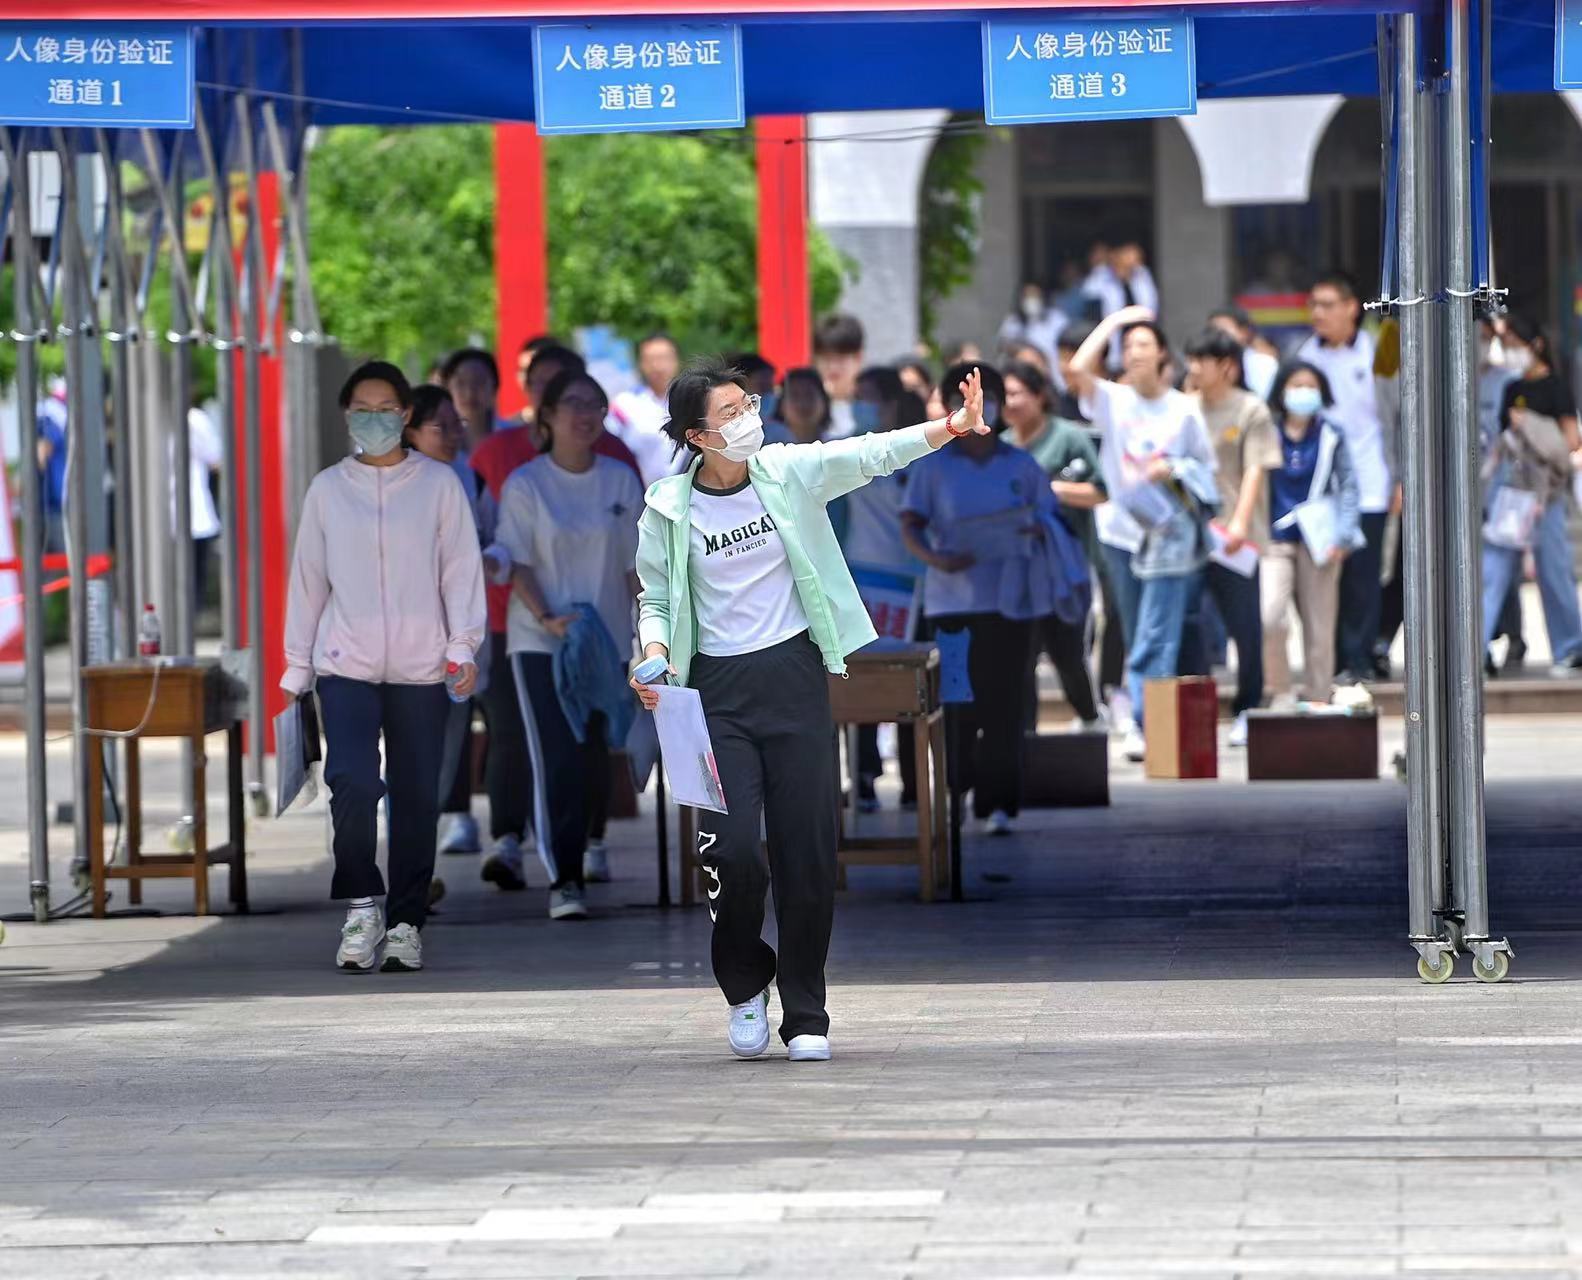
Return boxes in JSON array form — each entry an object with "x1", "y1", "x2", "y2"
[
  {"x1": 1473, "y1": 952, "x2": 1510, "y2": 984},
  {"x1": 1417, "y1": 952, "x2": 1454, "y2": 984}
]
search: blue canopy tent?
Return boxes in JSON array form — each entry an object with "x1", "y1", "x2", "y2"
[{"x1": 10, "y1": 0, "x2": 1524, "y2": 981}]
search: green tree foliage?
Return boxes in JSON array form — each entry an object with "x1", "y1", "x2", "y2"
[
  {"x1": 303, "y1": 122, "x2": 849, "y2": 370},
  {"x1": 546, "y1": 129, "x2": 849, "y2": 354},
  {"x1": 308, "y1": 124, "x2": 495, "y2": 369},
  {"x1": 918, "y1": 120, "x2": 988, "y2": 353}
]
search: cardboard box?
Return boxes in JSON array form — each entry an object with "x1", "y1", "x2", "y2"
[
  {"x1": 1246, "y1": 711, "x2": 1379, "y2": 780},
  {"x1": 1022, "y1": 731, "x2": 1110, "y2": 807},
  {"x1": 1143, "y1": 677, "x2": 1218, "y2": 779}
]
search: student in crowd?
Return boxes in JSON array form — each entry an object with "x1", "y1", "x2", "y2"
[
  {"x1": 632, "y1": 357, "x2": 990, "y2": 1063},
  {"x1": 731, "y1": 352, "x2": 779, "y2": 420},
  {"x1": 467, "y1": 345, "x2": 641, "y2": 890},
  {"x1": 901, "y1": 362, "x2": 1048, "y2": 834},
  {"x1": 898, "y1": 359, "x2": 934, "y2": 402},
  {"x1": 497, "y1": 370, "x2": 643, "y2": 918},
  {"x1": 1297, "y1": 273, "x2": 1394, "y2": 685},
  {"x1": 999, "y1": 282, "x2": 1067, "y2": 370},
  {"x1": 404, "y1": 387, "x2": 505, "y2": 868},
  {"x1": 1478, "y1": 318, "x2": 1526, "y2": 671},
  {"x1": 282, "y1": 361, "x2": 486, "y2": 973},
  {"x1": 765, "y1": 367, "x2": 832, "y2": 445},
  {"x1": 1086, "y1": 242, "x2": 1160, "y2": 366},
  {"x1": 37, "y1": 379, "x2": 68, "y2": 554},
  {"x1": 511, "y1": 334, "x2": 564, "y2": 429},
  {"x1": 1208, "y1": 306, "x2": 1281, "y2": 402},
  {"x1": 1480, "y1": 315, "x2": 1582, "y2": 676},
  {"x1": 181, "y1": 399, "x2": 224, "y2": 620},
  {"x1": 610, "y1": 331, "x2": 685, "y2": 488},
  {"x1": 1067, "y1": 307, "x2": 1217, "y2": 763},
  {"x1": 843, "y1": 367, "x2": 930, "y2": 809},
  {"x1": 1001, "y1": 359, "x2": 1105, "y2": 732},
  {"x1": 1184, "y1": 327, "x2": 1280, "y2": 747},
  {"x1": 1262, "y1": 362, "x2": 1362, "y2": 706},
  {"x1": 443, "y1": 347, "x2": 506, "y2": 453},
  {"x1": 813, "y1": 313, "x2": 866, "y2": 440}
]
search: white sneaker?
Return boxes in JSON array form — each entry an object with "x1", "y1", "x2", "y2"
[
  {"x1": 336, "y1": 905, "x2": 384, "y2": 972},
  {"x1": 438, "y1": 812, "x2": 481, "y2": 855},
  {"x1": 1228, "y1": 711, "x2": 1249, "y2": 749},
  {"x1": 549, "y1": 884, "x2": 589, "y2": 920},
  {"x1": 788, "y1": 1034, "x2": 831, "y2": 1062},
  {"x1": 728, "y1": 989, "x2": 772, "y2": 1058},
  {"x1": 481, "y1": 835, "x2": 526, "y2": 891},
  {"x1": 984, "y1": 809, "x2": 1012, "y2": 836},
  {"x1": 583, "y1": 840, "x2": 611, "y2": 883},
  {"x1": 1121, "y1": 726, "x2": 1147, "y2": 763},
  {"x1": 381, "y1": 923, "x2": 423, "y2": 972}
]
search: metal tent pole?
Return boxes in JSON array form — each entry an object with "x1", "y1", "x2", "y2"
[
  {"x1": 1395, "y1": 15, "x2": 1454, "y2": 981},
  {"x1": 168, "y1": 147, "x2": 196, "y2": 662},
  {"x1": 5, "y1": 130, "x2": 52, "y2": 922},
  {"x1": 53, "y1": 131, "x2": 94, "y2": 887},
  {"x1": 97, "y1": 131, "x2": 139, "y2": 657},
  {"x1": 1444, "y1": 0, "x2": 1509, "y2": 982},
  {"x1": 237, "y1": 94, "x2": 268, "y2": 807}
]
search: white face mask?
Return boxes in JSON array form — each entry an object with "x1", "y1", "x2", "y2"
[{"x1": 704, "y1": 411, "x2": 764, "y2": 462}]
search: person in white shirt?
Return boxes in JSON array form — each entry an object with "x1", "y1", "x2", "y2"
[
  {"x1": 999, "y1": 282, "x2": 1068, "y2": 370},
  {"x1": 497, "y1": 370, "x2": 643, "y2": 919},
  {"x1": 610, "y1": 331, "x2": 686, "y2": 487},
  {"x1": 1297, "y1": 273, "x2": 1394, "y2": 684},
  {"x1": 282, "y1": 362, "x2": 486, "y2": 975},
  {"x1": 1084, "y1": 242, "x2": 1161, "y2": 366},
  {"x1": 1208, "y1": 306, "x2": 1281, "y2": 403},
  {"x1": 813, "y1": 313, "x2": 865, "y2": 440},
  {"x1": 182, "y1": 403, "x2": 223, "y2": 617},
  {"x1": 1067, "y1": 306, "x2": 1218, "y2": 763}
]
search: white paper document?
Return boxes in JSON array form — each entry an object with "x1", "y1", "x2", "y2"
[
  {"x1": 652, "y1": 685, "x2": 728, "y2": 814},
  {"x1": 1207, "y1": 521, "x2": 1259, "y2": 579}
]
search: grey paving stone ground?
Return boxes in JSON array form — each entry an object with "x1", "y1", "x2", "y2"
[{"x1": 2, "y1": 717, "x2": 1582, "y2": 1277}]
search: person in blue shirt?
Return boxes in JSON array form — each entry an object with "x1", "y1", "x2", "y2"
[
  {"x1": 900, "y1": 362, "x2": 1051, "y2": 836},
  {"x1": 37, "y1": 383, "x2": 69, "y2": 554},
  {"x1": 1261, "y1": 361, "x2": 1362, "y2": 707}
]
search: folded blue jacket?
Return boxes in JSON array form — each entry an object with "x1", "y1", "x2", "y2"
[{"x1": 553, "y1": 603, "x2": 635, "y2": 749}]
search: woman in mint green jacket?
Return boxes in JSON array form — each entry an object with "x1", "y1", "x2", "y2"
[{"x1": 630, "y1": 356, "x2": 987, "y2": 1064}]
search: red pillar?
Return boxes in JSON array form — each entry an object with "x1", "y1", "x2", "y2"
[
  {"x1": 494, "y1": 123, "x2": 548, "y2": 420},
  {"x1": 756, "y1": 116, "x2": 810, "y2": 377},
  {"x1": 233, "y1": 174, "x2": 288, "y2": 750}
]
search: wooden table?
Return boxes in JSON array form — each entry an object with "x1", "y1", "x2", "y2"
[
  {"x1": 677, "y1": 646, "x2": 947, "y2": 905},
  {"x1": 83, "y1": 660, "x2": 249, "y2": 918}
]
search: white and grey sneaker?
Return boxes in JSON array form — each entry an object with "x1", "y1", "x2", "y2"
[
  {"x1": 1228, "y1": 711, "x2": 1249, "y2": 749},
  {"x1": 381, "y1": 923, "x2": 423, "y2": 972},
  {"x1": 336, "y1": 905, "x2": 385, "y2": 972},
  {"x1": 1121, "y1": 726, "x2": 1147, "y2": 763},
  {"x1": 984, "y1": 809, "x2": 1012, "y2": 836},
  {"x1": 788, "y1": 1034, "x2": 831, "y2": 1062},
  {"x1": 729, "y1": 989, "x2": 772, "y2": 1058},
  {"x1": 548, "y1": 884, "x2": 589, "y2": 920},
  {"x1": 481, "y1": 834, "x2": 527, "y2": 892},
  {"x1": 438, "y1": 811, "x2": 481, "y2": 855},
  {"x1": 583, "y1": 840, "x2": 611, "y2": 883}
]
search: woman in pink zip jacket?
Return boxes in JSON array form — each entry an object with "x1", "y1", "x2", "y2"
[{"x1": 282, "y1": 361, "x2": 487, "y2": 975}]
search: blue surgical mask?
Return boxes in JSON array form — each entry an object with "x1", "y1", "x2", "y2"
[
  {"x1": 348, "y1": 409, "x2": 405, "y2": 456},
  {"x1": 851, "y1": 401, "x2": 881, "y2": 434},
  {"x1": 1283, "y1": 386, "x2": 1324, "y2": 419}
]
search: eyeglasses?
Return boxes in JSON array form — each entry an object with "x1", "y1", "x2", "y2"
[{"x1": 713, "y1": 393, "x2": 761, "y2": 428}]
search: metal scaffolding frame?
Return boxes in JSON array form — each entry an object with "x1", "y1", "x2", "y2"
[
  {"x1": 1, "y1": 11, "x2": 1513, "y2": 981},
  {"x1": 2, "y1": 85, "x2": 324, "y2": 921}
]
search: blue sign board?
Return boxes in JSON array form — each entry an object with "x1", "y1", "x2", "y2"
[
  {"x1": 1557, "y1": 0, "x2": 1582, "y2": 88},
  {"x1": 0, "y1": 24, "x2": 194, "y2": 129},
  {"x1": 533, "y1": 22, "x2": 744, "y2": 136},
  {"x1": 981, "y1": 18, "x2": 1196, "y2": 127}
]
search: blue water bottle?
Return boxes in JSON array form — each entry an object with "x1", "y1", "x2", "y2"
[{"x1": 632, "y1": 655, "x2": 673, "y2": 687}]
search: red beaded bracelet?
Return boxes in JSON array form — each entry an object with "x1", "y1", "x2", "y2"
[{"x1": 945, "y1": 409, "x2": 972, "y2": 437}]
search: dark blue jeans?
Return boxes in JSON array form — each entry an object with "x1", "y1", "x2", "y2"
[
  {"x1": 1191, "y1": 562, "x2": 1264, "y2": 715},
  {"x1": 317, "y1": 676, "x2": 449, "y2": 930}
]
